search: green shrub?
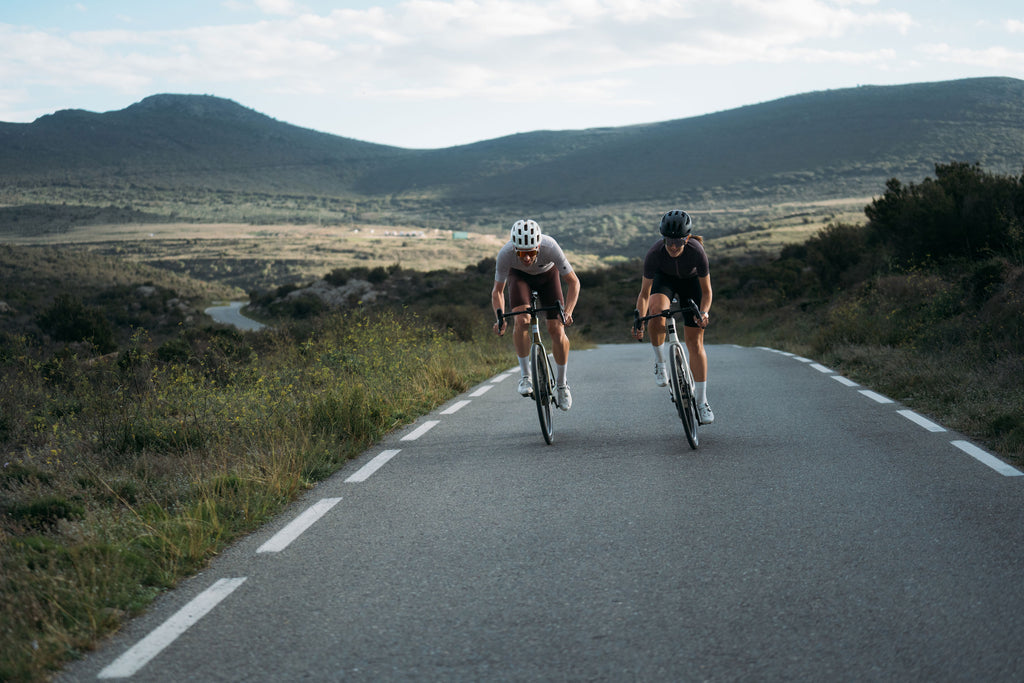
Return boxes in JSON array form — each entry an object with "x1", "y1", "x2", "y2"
[
  {"x1": 5, "y1": 496, "x2": 85, "y2": 529},
  {"x1": 866, "y1": 162, "x2": 1024, "y2": 263},
  {"x1": 36, "y1": 295, "x2": 116, "y2": 353}
]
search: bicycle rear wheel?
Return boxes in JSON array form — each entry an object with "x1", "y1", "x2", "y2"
[
  {"x1": 531, "y1": 343, "x2": 554, "y2": 444},
  {"x1": 670, "y1": 344, "x2": 699, "y2": 449}
]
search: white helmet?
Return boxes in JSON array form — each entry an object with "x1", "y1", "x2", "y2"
[{"x1": 510, "y1": 219, "x2": 542, "y2": 251}]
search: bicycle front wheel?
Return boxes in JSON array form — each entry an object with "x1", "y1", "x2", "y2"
[
  {"x1": 670, "y1": 344, "x2": 699, "y2": 449},
  {"x1": 531, "y1": 343, "x2": 554, "y2": 444}
]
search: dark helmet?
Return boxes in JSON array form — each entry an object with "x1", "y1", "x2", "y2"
[{"x1": 659, "y1": 210, "x2": 693, "y2": 238}]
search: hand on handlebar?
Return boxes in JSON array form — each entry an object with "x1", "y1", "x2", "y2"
[
  {"x1": 685, "y1": 299, "x2": 709, "y2": 329},
  {"x1": 632, "y1": 310, "x2": 645, "y2": 341}
]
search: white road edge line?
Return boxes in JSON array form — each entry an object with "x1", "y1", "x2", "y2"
[
  {"x1": 897, "y1": 409, "x2": 946, "y2": 433},
  {"x1": 831, "y1": 375, "x2": 859, "y2": 387},
  {"x1": 470, "y1": 385, "x2": 494, "y2": 397},
  {"x1": 97, "y1": 577, "x2": 248, "y2": 679},
  {"x1": 256, "y1": 497, "x2": 342, "y2": 553},
  {"x1": 859, "y1": 389, "x2": 894, "y2": 404},
  {"x1": 401, "y1": 420, "x2": 440, "y2": 441},
  {"x1": 756, "y1": 347, "x2": 791, "y2": 355},
  {"x1": 346, "y1": 449, "x2": 401, "y2": 483},
  {"x1": 952, "y1": 440, "x2": 1024, "y2": 477},
  {"x1": 441, "y1": 400, "x2": 471, "y2": 414},
  {"x1": 810, "y1": 363, "x2": 833, "y2": 373}
]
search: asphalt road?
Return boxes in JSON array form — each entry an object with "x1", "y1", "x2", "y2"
[{"x1": 61, "y1": 343, "x2": 1024, "y2": 681}]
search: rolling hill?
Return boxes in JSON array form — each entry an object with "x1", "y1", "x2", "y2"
[
  {"x1": 2, "y1": 78, "x2": 1021, "y2": 207},
  {"x1": 1, "y1": 77, "x2": 1022, "y2": 261}
]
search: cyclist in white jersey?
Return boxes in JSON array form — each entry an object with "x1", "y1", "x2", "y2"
[{"x1": 491, "y1": 219, "x2": 580, "y2": 411}]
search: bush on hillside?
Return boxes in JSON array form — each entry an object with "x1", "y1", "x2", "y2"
[
  {"x1": 36, "y1": 295, "x2": 116, "y2": 353},
  {"x1": 865, "y1": 162, "x2": 1024, "y2": 264}
]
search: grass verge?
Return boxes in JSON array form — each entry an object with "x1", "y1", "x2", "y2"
[{"x1": 0, "y1": 310, "x2": 510, "y2": 681}]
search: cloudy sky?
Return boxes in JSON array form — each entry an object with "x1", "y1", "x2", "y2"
[{"x1": 2, "y1": 0, "x2": 1022, "y2": 148}]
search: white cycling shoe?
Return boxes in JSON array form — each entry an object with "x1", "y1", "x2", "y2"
[
  {"x1": 556, "y1": 384, "x2": 572, "y2": 411},
  {"x1": 698, "y1": 402, "x2": 715, "y2": 425},
  {"x1": 518, "y1": 376, "x2": 533, "y2": 396},
  {"x1": 654, "y1": 362, "x2": 668, "y2": 387}
]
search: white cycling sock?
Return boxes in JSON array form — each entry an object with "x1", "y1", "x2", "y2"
[
  {"x1": 556, "y1": 364, "x2": 567, "y2": 386},
  {"x1": 653, "y1": 343, "x2": 666, "y2": 363},
  {"x1": 518, "y1": 356, "x2": 529, "y2": 376},
  {"x1": 695, "y1": 381, "x2": 708, "y2": 404}
]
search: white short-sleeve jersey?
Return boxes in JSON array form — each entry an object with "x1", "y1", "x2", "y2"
[{"x1": 494, "y1": 235, "x2": 573, "y2": 283}]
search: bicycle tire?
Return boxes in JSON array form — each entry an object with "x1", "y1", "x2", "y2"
[
  {"x1": 671, "y1": 344, "x2": 699, "y2": 449},
  {"x1": 531, "y1": 343, "x2": 554, "y2": 444}
]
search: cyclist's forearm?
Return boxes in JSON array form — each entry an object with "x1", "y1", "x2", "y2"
[
  {"x1": 699, "y1": 276, "x2": 712, "y2": 313},
  {"x1": 565, "y1": 285, "x2": 580, "y2": 317},
  {"x1": 635, "y1": 293, "x2": 649, "y2": 315},
  {"x1": 491, "y1": 284, "x2": 506, "y2": 314},
  {"x1": 636, "y1": 277, "x2": 653, "y2": 315}
]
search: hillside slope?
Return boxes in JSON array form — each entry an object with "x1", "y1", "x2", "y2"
[
  {"x1": 2, "y1": 78, "x2": 1022, "y2": 208},
  {"x1": 0, "y1": 94, "x2": 416, "y2": 194},
  {"x1": 404, "y1": 77, "x2": 1024, "y2": 205}
]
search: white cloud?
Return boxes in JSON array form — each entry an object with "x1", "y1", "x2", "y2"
[
  {"x1": 255, "y1": 0, "x2": 297, "y2": 15},
  {"x1": 3, "y1": 0, "x2": 1021, "y2": 146},
  {"x1": 918, "y1": 42, "x2": 1024, "y2": 70},
  {"x1": 0, "y1": 0, "x2": 923, "y2": 100}
]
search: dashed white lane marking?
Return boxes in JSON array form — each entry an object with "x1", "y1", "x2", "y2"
[
  {"x1": 401, "y1": 420, "x2": 439, "y2": 441},
  {"x1": 763, "y1": 346, "x2": 1020, "y2": 477},
  {"x1": 257, "y1": 498, "x2": 342, "y2": 553},
  {"x1": 898, "y1": 410, "x2": 946, "y2": 433},
  {"x1": 97, "y1": 577, "x2": 248, "y2": 679},
  {"x1": 97, "y1": 371, "x2": 513, "y2": 677},
  {"x1": 441, "y1": 400, "x2": 471, "y2": 414},
  {"x1": 346, "y1": 449, "x2": 401, "y2": 483},
  {"x1": 859, "y1": 389, "x2": 894, "y2": 404},
  {"x1": 952, "y1": 441, "x2": 1024, "y2": 477}
]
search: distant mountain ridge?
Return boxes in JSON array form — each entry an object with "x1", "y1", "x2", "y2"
[{"x1": 1, "y1": 77, "x2": 1022, "y2": 209}]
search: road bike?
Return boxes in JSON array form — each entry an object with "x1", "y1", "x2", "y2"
[
  {"x1": 634, "y1": 299, "x2": 703, "y2": 449},
  {"x1": 497, "y1": 290, "x2": 566, "y2": 444}
]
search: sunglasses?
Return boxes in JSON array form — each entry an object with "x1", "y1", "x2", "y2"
[
  {"x1": 665, "y1": 237, "x2": 687, "y2": 248},
  {"x1": 516, "y1": 249, "x2": 539, "y2": 259}
]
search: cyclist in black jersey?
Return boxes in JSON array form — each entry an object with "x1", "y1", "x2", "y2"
[
  {"x1": 631, "y1": 210, "x2": 715, "y2": 424},
  {"x1": 492, "y1": 219, "x2": 580, "y2": 411}
]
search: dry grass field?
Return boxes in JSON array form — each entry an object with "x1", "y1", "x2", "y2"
[
  {"x1": 0, "y1": 223, "x2": 510, "y2": 292},
  {"x1": 0, "y1": 198, "x2": 870, "y2": 293},
  {"x1": 698, "y1": 198, "x2": 870, "y2": 261}
]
